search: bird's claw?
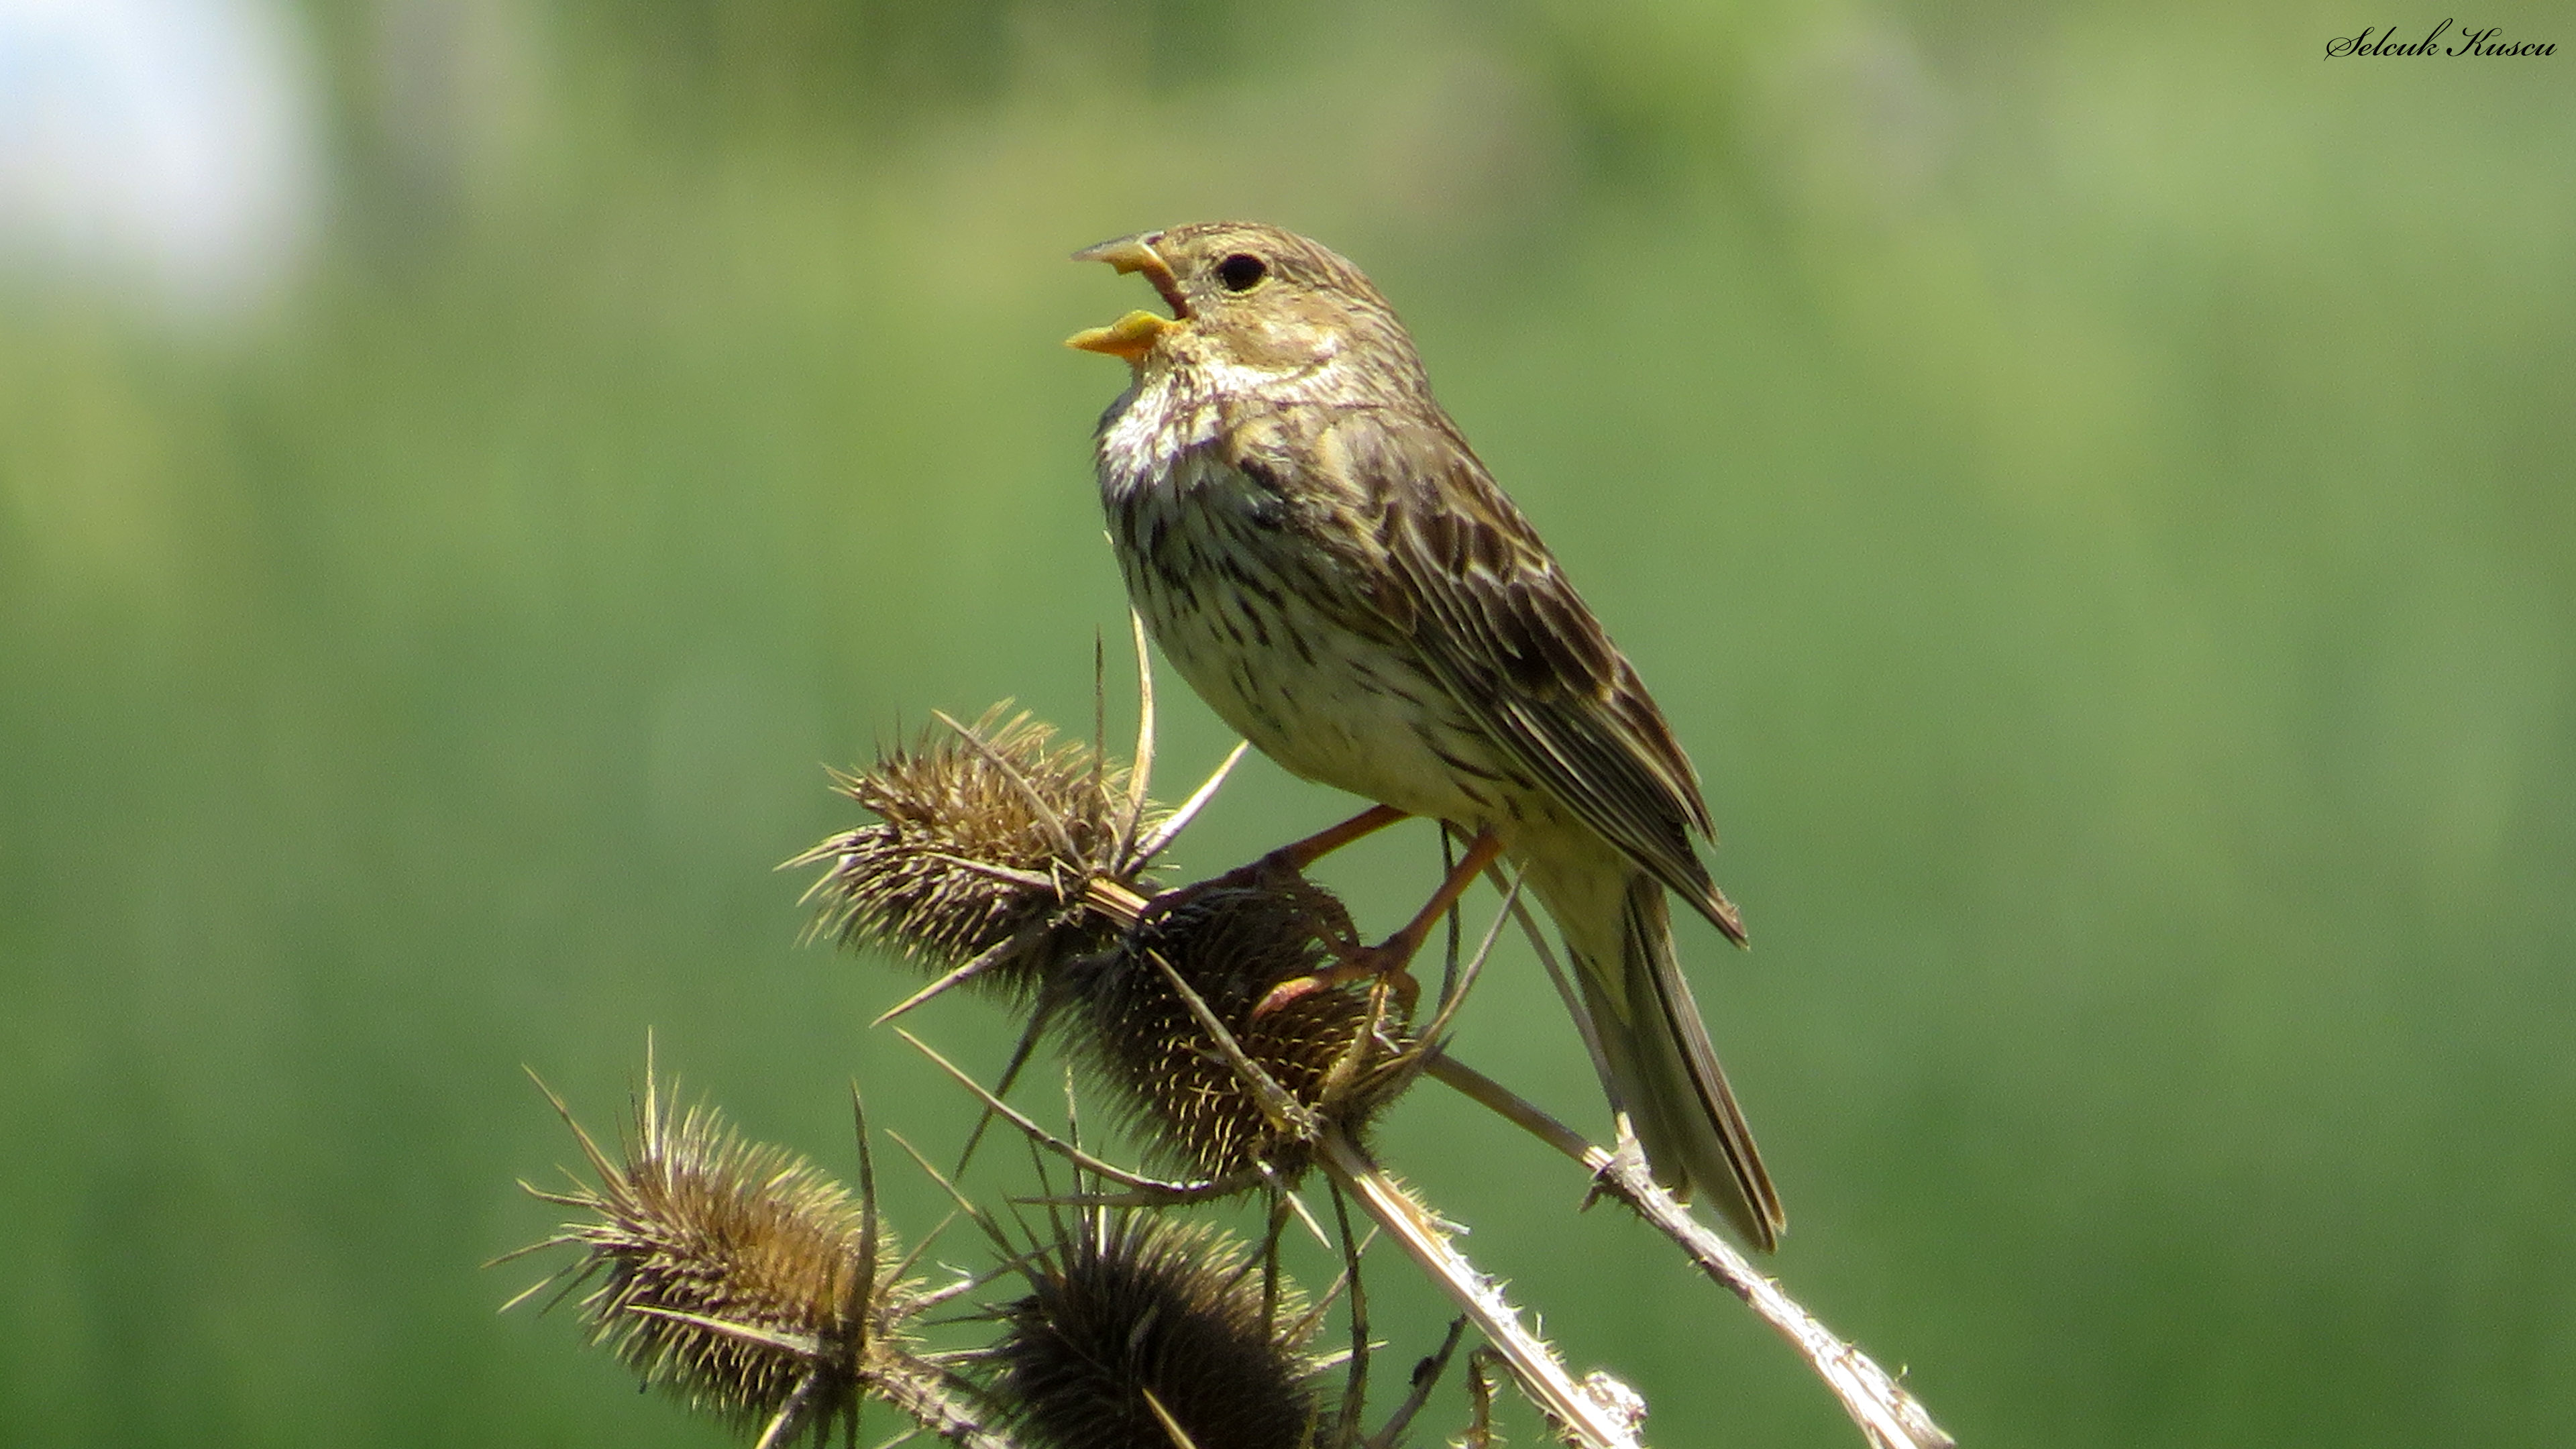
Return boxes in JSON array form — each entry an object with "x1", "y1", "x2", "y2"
[{"x1": 1251, "y1": 945, "x2": 1422, "y2": 1019}]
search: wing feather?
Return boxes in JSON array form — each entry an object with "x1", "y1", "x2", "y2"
[{"x1": 1251, "y1": 404, "x2": 1745, "y2": 942}]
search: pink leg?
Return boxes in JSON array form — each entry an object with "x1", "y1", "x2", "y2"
[
  {"x1": 1256, "y1": 828, "x2": 1508, "y2": 1016},
  {"x1": 1142, "y1": 804, "x2": 1410, "y2": 920}
]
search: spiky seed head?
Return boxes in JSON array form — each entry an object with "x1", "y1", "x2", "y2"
[
  {"x1": 1066, "y1": 877, "x2": 1415, "y2": 1181},
  {"x1": 990, "y1": 1213, "x2": 1320, "y2": 1449},
  {"x1": 796, "y1": 705, "x2": 1157, "y2": 1000},
  {"x1": 513, "y1": 1081, "x2": 910, "y2": 1444}
]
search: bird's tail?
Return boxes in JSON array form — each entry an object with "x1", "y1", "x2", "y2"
[{"x1": 1556, "y1": 867, "x2": 1784, "y2": 1251}]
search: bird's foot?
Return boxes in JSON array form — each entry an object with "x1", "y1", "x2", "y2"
[
  {"x1": 1251, "y1": 826, "x2": 1507, "y2": 1019},
  {"x1": 1252, "y1": 943, "x2": 1424, "y2": 1018}
]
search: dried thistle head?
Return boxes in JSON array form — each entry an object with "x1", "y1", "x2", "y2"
[
  {"x1": 503, "y1": 1075, "x2": 923, "y2": 1447},
  {"x1": 987, "y1": 1212, "x2": 1320, "y2": 1449},
  {"x1": 795, "y1": 705, "x2": 1160, "y2": 1001},
  {"x1": 1065, "y1": 876, "x2": 1418, "y2": 1183}
]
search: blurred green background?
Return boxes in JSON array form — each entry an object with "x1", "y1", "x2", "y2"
[{"x1": 3, "y1": 0, "x2": 2571, "y2": 1444}]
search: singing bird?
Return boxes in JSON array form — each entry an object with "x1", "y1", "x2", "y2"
[{"x1": 1067, "y1": 223, "x2": 1784, "y2": 1248}]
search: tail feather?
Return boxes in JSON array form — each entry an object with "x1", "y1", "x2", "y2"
[{"x1": 1566, "y1": 873, "x2": 1783, "y2": 1250}]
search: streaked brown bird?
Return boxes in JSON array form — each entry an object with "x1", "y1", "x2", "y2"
[{"x1": 1066, "y1": 222, "x2": 1785, "y2": 1249}]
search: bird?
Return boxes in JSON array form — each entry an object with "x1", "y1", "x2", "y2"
[{"x1": 1064, "y1": 221, "x2": 1784, "y2": 1250}]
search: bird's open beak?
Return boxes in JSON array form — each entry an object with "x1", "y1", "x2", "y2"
[{"x1": 1066, "y1": 233, "x2": 1186, "y2": 361}]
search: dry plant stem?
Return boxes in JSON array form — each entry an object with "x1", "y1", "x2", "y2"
[
  {"x1": 1138, "y1": 1389, "x2": 1193, "y2": 1449},
  {"x1": 1316, "y1": 1127, "x2": 1641, "y2": 1449},
  {"x1": 857, "y1": 1356, "x2": 1018, "y2": 1449},
  {"x1": 1328, "y1": 1183, "x2": 1372, "y2": 1449},
  {"x1": 1479, "y1": 857, "x2": 1623, "y2": 1111},
  {"x1": 1461, "y1": 1349, "x2": 1503, "y2": 1449},
  {"x1": 1083, "y1": 875, "x2": 1151, "y2": 928},
  {"x1": 1122, "y1": 611, "x2": 1157, "y2": 837},
  {"x1": 871, "y1": 917, "x2": 1055, "y2": 1027},
  {"x1": 896, "y1": 1030, "x2": 1265, "y2": 1202},
  {"x1": 1424, "y1": 1053, "x2": 1957, "y2": 1449},
  {"x1": 1407, "y1": 867, "x2": 1523, "y2": 1063},
  {"x1": 1368, "y1": 1316, "x2": 1468, "y2": 1449},
  {"x1": 919, "y1": 983, "x2": 1625, "y2": 1445},
  {"x1": 1129, "y1": 739, "x2": 1251, "y2": 863},
  {"x1": 1113, "y1": 621, "x2": 1248, "y2": 867}
]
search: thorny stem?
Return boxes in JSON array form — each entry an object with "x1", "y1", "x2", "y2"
[
  {"x1": 869, "y1": 1348, "x2": 1019, "y2": 1449},
  {"x1": 798, "y1": 649, "x2": 1954, "y2": 1448},
  {"x1": 1424, "y1": 1053, "x2": 1957, "y2": 1449},
  {"x1": 1317, "y1": 1127, "x2": 1643, "y2": 1449}
]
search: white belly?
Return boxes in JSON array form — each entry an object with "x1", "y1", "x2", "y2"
[{"x1": 1112, "y1": 454, "x2": 1521, "y2": 830}]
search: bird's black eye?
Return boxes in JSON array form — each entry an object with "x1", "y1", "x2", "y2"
[{"x1": 1216, "y1": 253, "x2": 1269, "y2": 292}]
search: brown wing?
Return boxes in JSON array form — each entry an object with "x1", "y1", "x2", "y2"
[{"x1": 1246, "y1": 403, "x2": 1745, "y2": 943}]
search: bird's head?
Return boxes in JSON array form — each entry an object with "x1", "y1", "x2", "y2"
[{"x1": 1065, "y1": 222, "x2": 1427, "y2": 398}]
